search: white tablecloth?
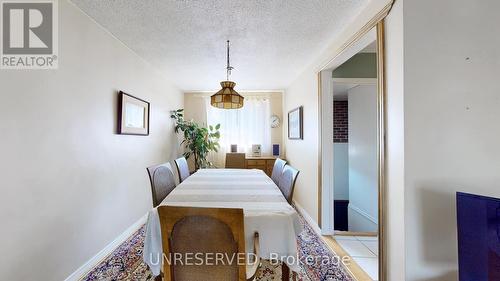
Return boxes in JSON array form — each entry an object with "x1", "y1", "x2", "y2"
[{"x1": 143, "y1": 169, "x2": 303, "y2": 276}]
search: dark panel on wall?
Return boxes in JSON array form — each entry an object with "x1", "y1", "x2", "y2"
[
  {"x1": 334, "y1": 100, "x2": 348, "y2": 143},
  {"x1": 334, "y1": 200, "x2": 349, "y2": 231}
]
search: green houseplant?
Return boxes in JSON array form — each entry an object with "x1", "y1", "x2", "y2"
[{"x1": 170, "y1": 109, "x2": 221, "y2": 170}]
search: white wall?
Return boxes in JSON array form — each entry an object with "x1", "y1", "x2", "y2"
[
  {"x1": 183, "y1": 93, "x2": 208, "y2": 126},
  {"x1": 347, "y1": 85, "x2": 378, "y2": 232},
  {"x1": 285, "y1": 72, "x2": 320, "y2": 222},
  {"x1": 398, "y1": 0, "x2": 500, "y2": 280},
  {"x1": 0, "y1": 1, "x2": 183, "y2": 280},
  {"x1": 333, "y1": 143, "x2": 349, "y2": 200}
]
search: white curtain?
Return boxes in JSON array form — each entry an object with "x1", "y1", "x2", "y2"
[{"x1": 205, "y1": 96, "x2": 271, "y2": 167}]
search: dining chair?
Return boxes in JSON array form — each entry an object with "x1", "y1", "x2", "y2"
[
  {"x1": 225, "y1": 153, "x2": 246, "y2": 169},
  {"x1": 270, "y1": 158, "x2": 287, "y2": 185},
  {"x1": 278, "y1": 165, "x2": 300, "y2": 204},
  {"x1": 157, "y1": 206, "x2": 261, "y2": 281},
  {"x1": 147, "y1": 162, "x2": 177, "y2": 207},
  {"x1": 174, "y1": 157, "x2": 190, "y2": 183}
]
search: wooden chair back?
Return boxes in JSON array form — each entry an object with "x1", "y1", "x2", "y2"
[
  {"x1": 157, "y1": 206, "x2": 247, "y2": 281},
  {"x1": 270, "y1": 158, "x2": 287, "y2": 184},
  {"x1": 278, "y1": 165, "x2": 300, "y2": 204},
  {"x1": 174, "y1": 157, "x2": 190, "y2": 183},
  {"x1": 225, "y1": 153, "x2": 246, "y2": 169},
  {"x1": 147, "y1": 162, "x2": 176, "y2": 207}
]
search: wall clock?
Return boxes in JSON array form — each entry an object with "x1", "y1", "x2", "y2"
[{"x1": 271, "y1": 115, "x2": 281, "y2": 128}]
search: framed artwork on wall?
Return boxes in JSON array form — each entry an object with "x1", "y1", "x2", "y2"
[
  {"x1": 118, "y1": 91, "x2": 150, "y2": 135},
  {"x1": 288, "y1": 106, "x2": 303, "y2": 140}
]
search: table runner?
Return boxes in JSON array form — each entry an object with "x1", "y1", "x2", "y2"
[{"x1": 143, "y1": 168, "x2": 303, "y2": 276}]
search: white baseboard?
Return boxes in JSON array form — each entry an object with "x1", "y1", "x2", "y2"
[
  {"x1": 348, "y1": 204, "x2": 378, "y2": 233},
  {"x1": 292, "y1": 200, "x2": 322, "y2": 236},
  {"x1": 348, "y1": 204, "x2": 378, "y2": 224},
  {"x1": 64, "y1": 214, "x2": 148, "y2": 281}
]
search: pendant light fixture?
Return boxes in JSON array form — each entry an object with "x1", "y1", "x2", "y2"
[{"x1": 210, "y1": 40, "x2": 244, "y2": 109}]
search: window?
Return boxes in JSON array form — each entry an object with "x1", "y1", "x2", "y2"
[{"x1": 205, "y1": 96, "x2": 271, "y2": 167}]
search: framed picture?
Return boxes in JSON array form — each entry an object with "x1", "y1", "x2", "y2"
[
  {"x1": 118, "y1": 91, "x2": 150, "y2": 135},
  {"x1": 288, "y1": 106, "x2": 303, "y2": 140}
]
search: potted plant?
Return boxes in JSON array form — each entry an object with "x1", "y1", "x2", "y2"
[{"x1": 170, "y1": 109, "x2": 221, "y2": 170}]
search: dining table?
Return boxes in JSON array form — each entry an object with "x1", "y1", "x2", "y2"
[{"x1": 142, "y1": 168, "x2": 303, "y2": 280}]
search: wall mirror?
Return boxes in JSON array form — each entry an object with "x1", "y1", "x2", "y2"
[{"x1": 318, "y1": 20, "x2": 386, "y2": 280}]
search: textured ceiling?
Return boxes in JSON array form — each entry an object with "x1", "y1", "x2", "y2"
[{"x1": 71, "y1": 0, "x2": 370, "y2": 91}]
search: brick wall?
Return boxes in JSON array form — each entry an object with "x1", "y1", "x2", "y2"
[{"x1": 334, "y1": 100, "x2": 348, "y2": 143}]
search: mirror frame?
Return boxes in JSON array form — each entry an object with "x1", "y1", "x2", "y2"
[{"x1": 316, "y1": 2, "x2": 394, "y2": 280}]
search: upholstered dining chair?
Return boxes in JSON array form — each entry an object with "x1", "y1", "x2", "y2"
[
  {"x1": 278, "y1": 165, "x2": 300, "y2": 204},
  {"x1": 270, "y1": 158, "x2": 287, "y2": 185},
  {"x1": 174, "y1": 157, "x2": 190, "y2": 183},
  {"x1": 157, "y1": 206, "x2": 261, "y2": 281},
  {"x1": 225, "y1": 153, "x2": 246, "y2": 169},
  {"x1": 147, "y1": 162, "x2": 177, "y2": 207}
]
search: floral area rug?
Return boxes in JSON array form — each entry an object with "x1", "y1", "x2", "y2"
[{"x1": 82, "y1": 214, "x2": 353, "y2": 281}]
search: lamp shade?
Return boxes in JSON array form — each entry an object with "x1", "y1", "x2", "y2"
[{"x1": 210, "y1": 81, "x2": 244, "y2": 109}]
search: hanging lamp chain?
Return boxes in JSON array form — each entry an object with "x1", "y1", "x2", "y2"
[{"x1": 226, "y1": 40, "x2": 234, "y2": 81}]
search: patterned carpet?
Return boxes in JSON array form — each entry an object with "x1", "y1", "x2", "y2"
[{"x1": 82, "y1": 215, "x2": 353, "y2": 281}]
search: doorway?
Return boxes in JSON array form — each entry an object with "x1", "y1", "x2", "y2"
[
  {"x1": 332, "y1": 78, "x2": 378, "y2": 234},
  {"x1": 318, "y1": 23, "x2": 385, "y2": 281}
]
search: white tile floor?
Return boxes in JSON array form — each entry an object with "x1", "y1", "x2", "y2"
[{"x1": 334, "y1": 235, "x2": 379, "y2": 280}]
